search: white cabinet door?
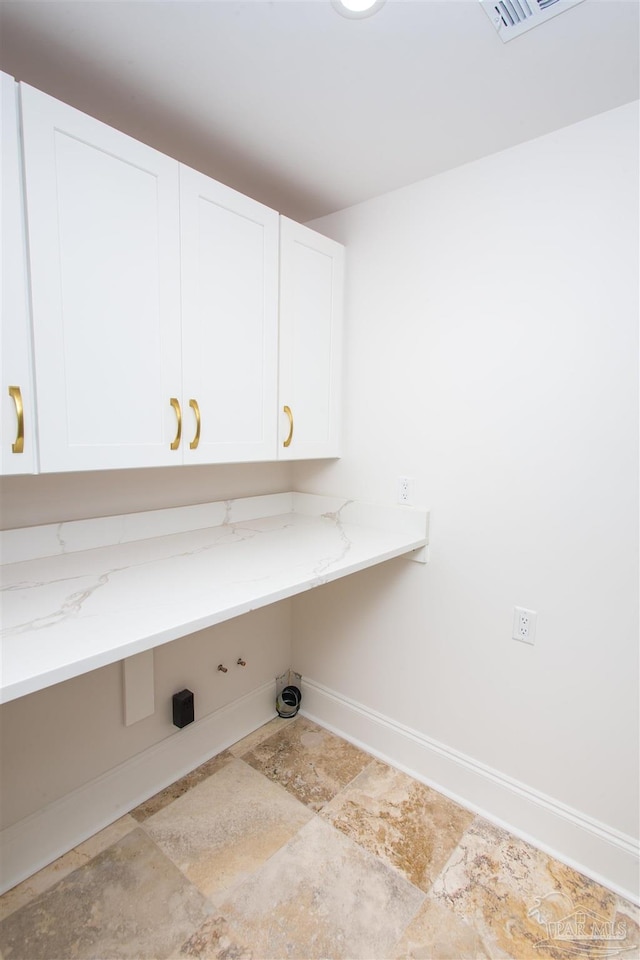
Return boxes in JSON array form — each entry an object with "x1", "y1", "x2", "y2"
[
  {"x1": 179, "y1": 166, "x2": 279, "y2": 463},
  {"x1": 278, "y1": 217, "x2": 344, "y2": 460},
  {"x1": 20, "y1": 83, "x2": 182, "y2": 473},
  {"x1": 1, "y1": 73, "x2": 37, "y2": 475}
]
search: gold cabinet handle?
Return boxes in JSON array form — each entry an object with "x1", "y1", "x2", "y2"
[
  {"x1": 189, "y1": 399, "x2": 201, "y2": 450},
  {"x1": 8, "y1": 386, "x2": 24, "y2": 454},
  {"x1": 283, "y1": 405, "x2": 294, "y2": 448},
  {"x1": 170, "y1": 397, "x2": 182, "y2": 450}
]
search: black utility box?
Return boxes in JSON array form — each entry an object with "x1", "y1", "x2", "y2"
[{"x1": 172, "y1": 688, "x2": 194, "y2": 728}]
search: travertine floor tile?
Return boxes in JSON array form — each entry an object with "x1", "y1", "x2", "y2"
[
  {"x1": 177, "y1": 915, "x2": 254, "y2": 959},
  {"x1": 321, "y1": 758, "x2": 475, "y2": 892},
  {"x1": 0, "y1": 815, "x2": 137, "y2": 922},
  {"x1": 229, "y1": 716, "x2": 292, "y2": 757},
  {"x1": 616, "y1": 899, "x2": 640, "y2": 960},
  {"x1": 0, "y1": 828, "x2": 214, "y2": 959},
  {"x1": 1, "y1": 717, "x2": 635, "y2": 960},
  {"x1": 131, "y1": 749, "x2": 233, "y2": 821},
  {"x1": 431, "y1": 817, "x2": 636, "y2": 960},
  {"x1": 142, "y1": 757, "x2": 314, "y2": 903},
  {"x1": 392, "y1": 898, "x2": 493, "y2": 959},
  {"x1": 242, "y1": 714, "x2": 372, "y2": 811},
  {"x1": 217, "y1": 816, "x2": 425, "y2": 959}
]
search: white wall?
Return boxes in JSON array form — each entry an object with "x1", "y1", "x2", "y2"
[{"x1": 294, "y1": 103, "x2": 639, "y2": 862}]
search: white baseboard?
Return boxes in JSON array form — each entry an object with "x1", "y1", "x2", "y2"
[
  {"x1": 301, "y1": 678, "x2": 640, "y2": 905},
  {"x1": 0, "y1": 681, "x2": 276, "y2": 895}
]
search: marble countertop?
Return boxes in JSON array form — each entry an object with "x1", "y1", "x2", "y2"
[{"x1": 0, "y1": 492, "x2": 428, "y2": 703}]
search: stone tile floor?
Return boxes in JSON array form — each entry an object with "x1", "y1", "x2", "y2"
[{"x1": 0, "y1": 715, "x2": 638, "y2": 959}]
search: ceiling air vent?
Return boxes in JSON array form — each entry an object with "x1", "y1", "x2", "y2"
[{"x1": 479, "y1": 0, "x2": 585, "y2": 41}]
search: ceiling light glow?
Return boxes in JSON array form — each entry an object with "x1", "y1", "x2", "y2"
[
  {"x1": 341, "y1": 0, "x2": 377, "y2": 11},
  {"x1": 331, "y1": 0, "x2": 385, "y2": 19}
]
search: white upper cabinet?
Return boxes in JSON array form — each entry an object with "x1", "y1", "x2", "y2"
[
  {"x1": 179, "y1": 166, "x2": 278, "y2": 463},
  {"x1": 278, "y1": 217, "x2": 344, "y2": 460},
  {"x1": 20, "y1": 82, "x2": 182, "y2": 473},
  {"x1": 1, "y1": 72, "x2": 37, "y2": 475},
  {"x1": 12, "y1": 82, "x2": 343, "y2": 473}
]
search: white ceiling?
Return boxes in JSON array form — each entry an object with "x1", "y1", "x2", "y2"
[{"x1": 0, "y1": 0, "x2": 638, "y2": 221}]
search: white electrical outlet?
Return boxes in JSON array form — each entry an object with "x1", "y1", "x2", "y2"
[
  {"x1": 397, "y1": 476, "x2": 412, "y2": 505},
  {"x1": 513, "y1": 606, "x2": 537, "y2": 645}
]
